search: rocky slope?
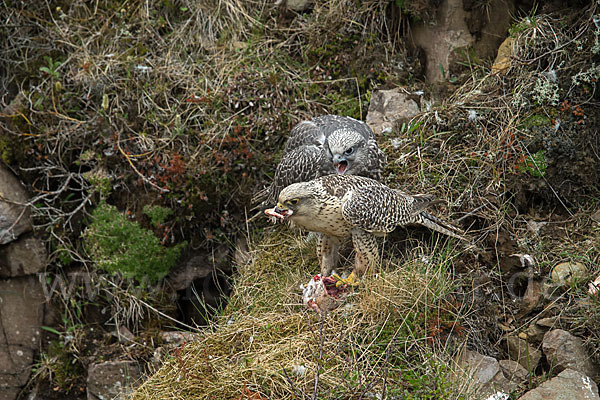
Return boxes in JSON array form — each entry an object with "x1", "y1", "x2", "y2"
[{"x1": 1, "y1": 0, "x2": 599, "y2": 399}]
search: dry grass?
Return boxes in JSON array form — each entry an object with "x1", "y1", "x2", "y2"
[{"x1": 133, "y1": 229, "x2": 474, "y2": 399}]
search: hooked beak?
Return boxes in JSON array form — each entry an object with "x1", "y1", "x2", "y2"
[
  {"x1": 264, "y1": 203, "x2": 293, "y2": 221},
  {"x1": 332, "y1": 154, "x2": 348, "y2": 175}
]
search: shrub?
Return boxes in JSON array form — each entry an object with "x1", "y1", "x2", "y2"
[{"x1": 83, "y1": 201, "x2": 185, "y2": 285}]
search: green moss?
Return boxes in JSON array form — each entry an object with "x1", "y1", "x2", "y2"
[
  {"x1": 0, "y1": 129, "x2": 28, "y2": 166},
  {"x1": 517, "y1": 150, "x2": 547, "y2": 178},
  {"x1": 521, "y1": 114, "x2": 552, "y2": 128},
  {"x1": 143, "y1": 204, "x2": 173, "y2": 227},
  {"x1": 0, "y1": 135, "x2": 13, "y2": 165},
  {"x1": 83, "y1": 201, "x2": 186, "y2": 285}
]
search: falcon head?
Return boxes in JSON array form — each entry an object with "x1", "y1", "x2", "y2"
[
  {"x1": 269, "y1": 182, "x2": 317, "y2": 221},
  {"x1": 327, "y1": 129, "x2": 367, "y2": 175}
]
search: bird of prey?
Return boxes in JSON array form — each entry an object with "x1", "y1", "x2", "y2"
[
  {"x1": 252, "y1": 115, "x2": 386, "y2": 209},
  {"x1": 266, "y1": 175, "x2": 466, "y2": 286}
]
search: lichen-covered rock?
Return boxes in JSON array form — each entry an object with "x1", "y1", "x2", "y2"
[
  {"x1": 551, "y1": 262, "x2": 587, "y2": 286},
  {"x1": 518, "y1": 369, "x2": 599, "y2": 400}
]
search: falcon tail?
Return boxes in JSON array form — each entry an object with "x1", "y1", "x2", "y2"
[{"x1": 418, "y1": 211, "x2": 467, "y2": 241}]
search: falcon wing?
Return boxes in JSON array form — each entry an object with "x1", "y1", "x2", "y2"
[
  {"x1": 253, "y1": 145, "x2": 333, "y2": 207},
  {"x1": 284, "y1": 120, "x2": 327, "y2": 153},
  {"x1": 341, "y1": 185, "x2": 436, "y2": 233}
]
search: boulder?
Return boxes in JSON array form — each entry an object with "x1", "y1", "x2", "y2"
[
  {"x1": 0, "y1": 276, "x2": 45, "y2": 398},
  {"x1": 365, "y1": 88, "x2": 420, "y2": 135},
  {"x1": 0, "y1": 234, "x2": 47, "y2": 278},
  {"x1": 456, "y1": 349, "x2": 514, "y2": 395},
  {"x1": 0, "y1": 164, "x2": 32, "y2": 245},
  {"x1": 542, "y1": 329, "x2": 599, "y2": 379},
  {"x1": 506, "y1": 336, "x2": 542, "y2": 373},
  {"x1": 517, "y1": 369, "x2": 599, "y2": 400},
  {"x1": 87, "y1": 360, "x2": 142, "y2": 400}
]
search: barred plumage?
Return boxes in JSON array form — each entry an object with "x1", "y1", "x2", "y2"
[
  {"x1": 252, "y1": 115, "x2": 385, "y2": 208},
  {"x1": 272, "y1": 175, "x2": 466, "y2": 285}
]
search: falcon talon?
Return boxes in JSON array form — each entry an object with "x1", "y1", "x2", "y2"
[{"x1": 332, "y1": 272, "x2": 360, "y2": 287}]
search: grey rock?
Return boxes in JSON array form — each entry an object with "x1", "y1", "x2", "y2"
[
  {"x1": 517, "y1": 369, "x2": 599, "y2": 400},
  {"x1": 113, "y1": 325, "x2": 135, "y2": 343},
  {"x1": 506, "y1": 336, "x2": 542, "y2": 373},
  {"x1": 462, "y1": 350, "x2": 501, "y2": 384},
  {"x1": 0, "y1": 276, "x2": 45, "y2": 395},
  {"x1": 366, "y1": 88, "x2": 420, "y2": 135},
  {"x1": 542, "y1": 329, "x2": 599, "y2": 379},
  {"x1": 0, "y1": 234, "x2": 47, "y2": 278},
  {"x1": 87, "y1": 360, "x2": 142, "y2": 400},
  {"x1": 0, "y1": 388, "x2": 20, "y2": 400},
  {"x1": 457, "y1": 349, "x2": 514, "y2": 396},
  {"x1": 0, "y1": 165, "x2": 32, "y2": 245},
  {"x1": 499, "y1": 359, "x2": 529, "y2": 383}
]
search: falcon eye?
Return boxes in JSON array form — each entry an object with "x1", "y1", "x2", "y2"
[
  {"x1": 344, "y1": 147, "x2": 354, "y2": 155},
  {"x1": 287, "y1": 198, "x2": 299, "y2": 205}
]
